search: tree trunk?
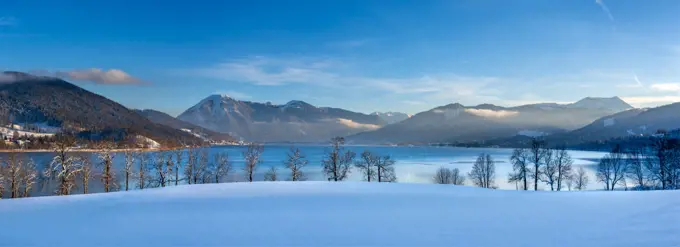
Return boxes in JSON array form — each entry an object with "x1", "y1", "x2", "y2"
[{"x1": 534, "y1": 164, "x2": 539, "y2": 191}]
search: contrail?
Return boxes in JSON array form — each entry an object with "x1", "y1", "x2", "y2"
[
  {"x1": 634, "y1": 74, "x2": 643, "y2": 87},
  {"x1": 595, "y1": 0, "x2": 615, "y2": 21}
]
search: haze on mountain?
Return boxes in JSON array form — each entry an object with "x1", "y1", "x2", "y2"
[
  {"x1": 177, "y1": 94, "x2": 386, "y2": 142},
  {"x1": 347, "y1": 97, "x2": 635, "y2": 144},
  {"x1": 371, "y1": 112, "x2": 411, "y2": 124},
  {"x1": 548, "y1": 102, "x2": 680, "y2": 145}
]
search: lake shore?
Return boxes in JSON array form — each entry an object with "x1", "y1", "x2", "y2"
[{"x1": 0, "y1": 148, "x2": 164, "y2": 153}]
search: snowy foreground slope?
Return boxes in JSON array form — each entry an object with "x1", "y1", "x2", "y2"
[{"x1": 1, "y1": 182, "x2": 679, "y2": 247}]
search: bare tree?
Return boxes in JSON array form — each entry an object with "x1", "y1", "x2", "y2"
[
  {"x1": 79, "y1": 154, "x2": 93, "y2": 194},
  {"x1": 184, "y1": 147, "x2": 198, "y2": 184},
  {"x1": 213, "y1": 152, "x2": 232, "y2": 183},
  {"x1": 97, "y1": 142, "x2": 117, "y2": 192},
  {"x1": 541, "y1": 149, "x2": 557, "y2": 191},
  {"x1": 508, "y1": 171, "x2": 523, "y2": 190},
  {"x1": 243, "y1": 143, "x2": 264, "y2": 182},
  {"x1": 153, "y1": 151, "x2": 172, "y2": 187},
  {"x1": 354, "y1": 150, "x2": 377, "y2": 182},
  {"x1": 626, "y1": 148, "x2": 647, "y2": 190},
  {"x1": 137, "y1": 152, "x2": 151, "y2": 190},
  {"x1": 554, "y1": 146, "x2": 573, "y2": 191},
  {"x1": 574, "y1": 166, "x2": 589, "y2": 190},
  {"x1": 264, "y1": 166, "x2": 278, "y2": 181},
  {"x1": 433, "y1": 167, "x2": 465, "y2": 185},
  {"x1": 20, "y1": 159, "x2": 37, "y2": 197},
  {"x1": 529, "y1": 139, "x2": 546, "y2": 190},
  {"x1": 596, "y1": 145, "x2": 627, "y2": 190},
  {"x1": 645, "y1": 137, "x2": 678, "y2": 189},
  {"x1": 123, "y1": 150, "x2": 136, "y2": 191},
  {"x1": 198, "y1": 148, "x2": 209, "y2": 184},
  {"x1": 284, "y1": 147, "x2": 308, "y2": 181},
  {"x1": 173, "y1": 149, "x2": 183, "y2": 185},
  {"x1": 509, "y1": 148, "x2": 530, "y2": 190},
  {"x1": 376, "y1": 155, "x2": 398, "y2": 183},
  {"x1": 3, "y1": 152, "x2": 22, "y2": 198},
  {"x1": 50, "y1": 135, "x2": 81, "y2": 195},
  {"x1": 322, "y1": 137, "x2": 355, "y2": 181},
  {"x1": 433, "y1": 167, "x2": 453, "y2": 184},
  {"x1": 469, "y1": 153, "x2": 495, "y2": 188}
]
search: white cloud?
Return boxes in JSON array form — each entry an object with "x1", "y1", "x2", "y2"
[
  {"x1": 55, "y1": 69, "x2": 143, "y2": 84},
  {"x1": 335, "y1": 118, "x2": 381, "y2": 129},
  {"x1": 0, "y1": 17, "x2": 16, "y2": 26},
  {"x1": 464, "y1": 109, "x2": 519, "y2": 118},
  {"x1": 621, "y1": 96, "x2": 680, "y2": 107},
  {"x1": 214, "y1": 90, "x2": 251, "y2": 100},
  {"x1": 650, "y1": 83, "x2": 680, "y2": 92},
  {"x1": 595, "y1": 0, "x2": 614, "y2": 21},
  {"x1": 190, "y1": 57, "x2": 680, "y2": 109},
  {"x1": 191, "y1": 57, "x2": 498, "y2": 98}
]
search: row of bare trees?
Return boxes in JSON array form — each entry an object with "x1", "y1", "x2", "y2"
[
  {"x1": 596, "y1": 137, "x2": 680, "y2": 190},
  {"x1": 3, "y1": 136, "x2": 400, "y2": 199},
  {"x1": 0, "y1": 153, "x2": 38, "y2": 198},
  {"x1": 433, "y1": 153, "x2": 496, "y2": 188},
  {"x1": 509, "y1": 142, "x2": 580, "y2": 190},
  {"x1": 506, "y1": 140, "x2": 588, "y2": 191},
  {"x1": 321, "y1": 137, "x2": 397, "y2": 182}
]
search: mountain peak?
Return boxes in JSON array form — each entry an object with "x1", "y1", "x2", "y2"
[
  {"x1": 568, "y1": 96, "x2": 633, "y2": 112},
  {"x1": 206, "y1": 94, "x2": 236, "y2": 101},
  {"x1": 281, "y1": 100, "x2": 315, "y2": 111}
]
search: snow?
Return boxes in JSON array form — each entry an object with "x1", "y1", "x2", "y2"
[
  {"x1": 282, "y1": 100, "x2": 305, "y2": 109},
  {"x1": 604, "y1": 118, "x2": 615, "y2": 127},
  {"x1": 1, "y1": 182, "x2": 678, "y2": 246},
  {"x1": 135, "y1": 135, "x2": 161, "y2": 149},
  {"x1": 0, "y1": 126, "x2": 55, "y2": 138}
]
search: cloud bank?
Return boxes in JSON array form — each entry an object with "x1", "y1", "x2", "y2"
[
  {"x1": 55, "y1": 69, "x2": 143, "y2": 84},
  {"x1": 464, "y1": 109, "x2": 519, "y2": 118}
]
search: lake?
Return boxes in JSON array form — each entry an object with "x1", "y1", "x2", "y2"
[{"x1": 5, "y1": 145, "x2": 608, "y2": 195}]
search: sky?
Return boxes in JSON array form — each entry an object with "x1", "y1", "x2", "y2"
[{"x1": 1, "y1": 0, "x2": 680, "y2": 116}]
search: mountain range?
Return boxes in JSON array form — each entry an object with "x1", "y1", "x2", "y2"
[
  {"x1": 3, "y1": 71, "x2": 679, "y2": 147},
  {"x1": 371, "y1": 112, "x2": 411, "y2": 124},
  {"x1": 0, "y1": 71, "x2": 202, "y2": 147},
  {"x1": 135, "y1": 109, "x2": 236, "y2": 143},
  {"x1": 177, "y1": 94, "x2": 386, "y2": 142},
  {"x1": 346, "y1": 97, "x2": 634, "y2": 144}
]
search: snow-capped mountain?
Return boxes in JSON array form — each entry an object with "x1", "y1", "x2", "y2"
[
  {"x1": 135, "y1": 109, "x2": 236, "y2": 143},
  {"x1": 564, "y1": 96, "x2": 633, "y2": 112},
  {"x1": 547, "y1": 102, "x2": 680, "y2": 144},
  {"x1": 347, "y1": 97, "x2": 632, "y2": 144},
  {"x1": 371, "y1": 112, "x2": 411, "y2": 124},
  {"x1": 177, "y1": 94, "x2": 386, "y2": 142}
]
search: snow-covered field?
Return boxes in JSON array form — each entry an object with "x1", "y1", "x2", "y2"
[{"x1": 1, "y1": 182, "x2": 679, "y2": 246}]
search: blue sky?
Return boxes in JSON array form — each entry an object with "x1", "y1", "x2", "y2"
[{"x1": 1, "y1": 0, "x2": 679, "y2": 116}]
